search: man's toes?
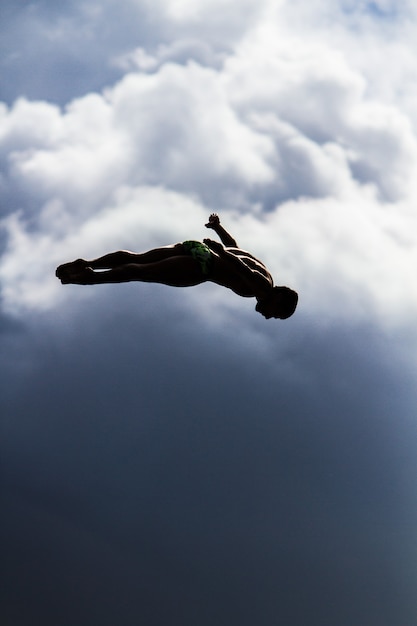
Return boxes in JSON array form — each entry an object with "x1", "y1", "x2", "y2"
[
  {"x1": 56, "y1": 264, "x2": 67, "y2": 279},
  {"x1": 56, "y1": 259, "x2": 87, "y2": 280}
]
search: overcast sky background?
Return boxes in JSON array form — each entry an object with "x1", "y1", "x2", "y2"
[{"x1": 1, "y1": 1, "x2": 417, "y2": 625}]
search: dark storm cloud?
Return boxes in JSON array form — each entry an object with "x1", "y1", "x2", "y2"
[
  {"x1": 1, "y1": 0, "x2": 197, "y2": 106},
  {"x1": 0, "y1": 0, "x2": 259, "y2": 107},
  {"x1": 0, "y1": 0, "x2": 157, "y2": 105},
  {"x1": 2, "y1": 289, "x2": 416, "y2": 626},
  {"x1": 0, "y1": 309, "x2": 24, "y2": 334}
]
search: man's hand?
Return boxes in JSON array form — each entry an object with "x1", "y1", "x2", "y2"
[
  {"x1": 204, "y1": 213, "x2": 238, "y2": 247},
  {"x1": 205, "y1": 213, "x2": 220, "y2": 229},
  {"x1": 203, "y1": 238, "x2": 224, "y2": 254}
]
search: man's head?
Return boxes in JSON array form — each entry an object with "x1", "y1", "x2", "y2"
[{"x1": 255, "y1": 286, "x2": 298, "y2": 320}]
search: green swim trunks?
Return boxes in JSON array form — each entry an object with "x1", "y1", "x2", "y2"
[{"x1": 182, "y1": 240, "x2": 213, "y2": 276}]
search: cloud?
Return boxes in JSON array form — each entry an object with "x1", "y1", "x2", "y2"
[
  {"x1": 0, "y1": 0, "x2": 267, "y2": 107},
  {"x1": 2, "y1": 3, "x2": 417, "y2": 626},
  {"x1": 113, "y1": 39, "x2": 227, "y2": 74},
  {"x1": 1, "y1": 20, "x2": 417, "y2": 328},
  {"x1": 2, "y1": 297, "x2": 416, "y2": 626},
  {"x1": 226, "y1": 19, "x2": 417, "y2": 201}
]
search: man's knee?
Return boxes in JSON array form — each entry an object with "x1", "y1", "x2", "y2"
[{"x1": 117, "y1": 250, "x2": 137, "y2": 263}]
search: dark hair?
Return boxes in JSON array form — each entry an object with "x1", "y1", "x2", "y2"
[{"x1": 274, "y1": 286, "x2": 298, "y2": 319}]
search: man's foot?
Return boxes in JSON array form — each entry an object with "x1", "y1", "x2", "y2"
[
  {"x1": 59, "y1": 267, "x2": 97, "y2": 284},
  {"x1": 56, "y1": 259, "x2": 88, "y2": 281}
]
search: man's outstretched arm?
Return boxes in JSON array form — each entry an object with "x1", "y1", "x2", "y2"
[{"x1": 205, "y1": 213, "x2": 237, "y2": 247}]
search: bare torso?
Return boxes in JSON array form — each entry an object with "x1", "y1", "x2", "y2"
[{"x1": 208, "y1": 247, "x2": 274, "y2": 298}]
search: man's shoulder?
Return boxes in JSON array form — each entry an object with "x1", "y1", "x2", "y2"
[
  {"x1": 225, "y1": 246, "x2": 253, "y2": 256},
  {"x1": 227, "y1": 247, "x2": 265, "y2": 264}
]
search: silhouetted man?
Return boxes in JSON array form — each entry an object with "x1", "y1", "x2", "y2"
[{"x1": 56, "y1": 214, "x2": 298, "y2": 319}]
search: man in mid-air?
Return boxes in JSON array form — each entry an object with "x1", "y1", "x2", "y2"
[{"x1": 56, "y1": 213, "x2": 298, "y2": 320}]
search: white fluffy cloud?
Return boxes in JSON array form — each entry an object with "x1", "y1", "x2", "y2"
[{"x1": 1, "y1": 0, "x2": 417, "y2": 333}]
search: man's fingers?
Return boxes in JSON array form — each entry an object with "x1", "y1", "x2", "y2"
[{"x1": 206, "y1": 213, "x2": 219, "y2": 227}]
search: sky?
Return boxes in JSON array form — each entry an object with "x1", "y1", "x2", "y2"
[{"x1": 1, "y1": 1, "x2": 417, "y2": 624}]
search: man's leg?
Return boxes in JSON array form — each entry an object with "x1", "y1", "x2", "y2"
[
  {"x1": 87, "y1": 245, "x2": 184, "y2": 269},
  {"x1": 56, "y1": 245, "x2": 184, "y2": 279},
  {"x1": 60, "y1": 255, "x2": 205, "y2": 287}
]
